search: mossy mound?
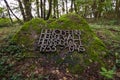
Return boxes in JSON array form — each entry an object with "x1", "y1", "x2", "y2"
[
  {"x1": 12, "y1": 14, "x2": 107, "y2": 74},
  {"x1": 48, "y1": 14, "x2": 107, "y2": 73},
  {"x1": 12, "y1": 18, "x2": 46, "y2": 51}
]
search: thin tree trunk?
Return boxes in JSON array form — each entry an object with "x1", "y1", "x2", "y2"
[
  {"x1": 7, "y1": 10, "x2": 13, "y2": 23},
  {"x1": 70, "y1": 0, "x2": 74, "y2": 12},
  {"x1": 97, "y1": 0, "x2": 105, "y2": 18},
  {"x1": 56, "y1": 0, "x2": 59, "y2": 18},
  {"x1": 74, "y1": 0, "x2": 78, "y2": 14},
  {"x1": 43, "y1": 0, "x2": 46, "y2": 19},
  {"x1": 62, "y1": 0, "x2": 65, "y2": 14},
  {"x1": 18, "y1": 0, "x2": 26, "y2": 21},
  {"x1": 65, "y1": 0, "x2": 68, "y2": 14},
  {"x1": 36, "y1": 0, "x2": 40, "y2": 18},
  {"x1": 84, "y1": 5, "x2": 88, "y2": 18},
  {"x1": 92, "y1": 0, "x2": 97, "y2": 18},
  {"x1": 4, "y1": 0, "x2": 22, "y2": 23},
  {"x1": 118, "y1": 0, "x2": 120, "y2": 18},
  {"x1": 53, "y1": 0, "x2": 56, "y2": 18},
  {"x1": 40, "y1": 0, "x2": 43, "y2": 18},
  {"x1": 46, "y1": 0, "x2": 52, "y2": 20},
  {"x1": 116, "y1": 0, "x2": 120, "y2": 18},
  {"x1": 23, "y1": 0, "x2": 33, "y2": 21}
]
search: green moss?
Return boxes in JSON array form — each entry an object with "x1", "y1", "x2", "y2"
[
  {"x1": 12, "y1": 18, "x2": 46, "y2": 50},
  {"x1": 47, "y1": 18, "x2": 57, "y2": 24},
  {"x1": 0, "y1": 18, "x2": 12, "y2": 27},
  {"x1": 48, "y1": 14, "x2": 90, "y2": 30},
  {"x1": 12, "y1": 14, "x2": 107, "y2": 74},
  {"x1": 20, "y1": 18, "x2": 46, "y2": 33},
  {"x1": 48, "y1": 13, "x2": 107, "y2": 74}
]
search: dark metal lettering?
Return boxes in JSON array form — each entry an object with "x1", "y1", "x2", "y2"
[{"x1": 37, "y1": 29, "x2": 85, "y2": 53}]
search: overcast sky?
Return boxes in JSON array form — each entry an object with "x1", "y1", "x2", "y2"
[
  {"x1": 0, "y1": 0, "x2": 18, "y2": 8},
  {"x1": 0, "y1": 0, "x2": 55, "y2": 18},
  {"x1": 0, "y1": 0, "x2": 71, "y2": 19},
  {"x1": 0, "y1": 0, "x2": 42, "y2": 18},
  {"x1": 0, "y1": 0, "x2": 22, "y2": 18}
]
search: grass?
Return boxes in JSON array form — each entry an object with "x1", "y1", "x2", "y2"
[
  {"x1": 90, "y1": 23, "x2": 120, "y2": 30},
  {"x1": 0, "y1": 26, "x2": 21, "y2": 44},
  {"x1": 90, "y1": 24, "x2": 120, "y2": 54}
]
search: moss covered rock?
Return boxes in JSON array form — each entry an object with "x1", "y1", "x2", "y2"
[
  {"x1": 12, "y1": 18, "x2": 46, "y2": 51},
  {"x1": 12, "y1": 14, "x2": 107, "y2": 74},
  {"x1": 48, "y1": 14, "x2": 107, "y2": 73}
]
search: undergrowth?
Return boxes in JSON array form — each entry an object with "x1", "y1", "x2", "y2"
[{"x1": 0, "y1": 18, "x2": 12, "y2": 27}]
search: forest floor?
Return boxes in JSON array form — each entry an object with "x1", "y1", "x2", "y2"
[{"x1": 0, "y1": 24, "x2": 120, "y2": 80}]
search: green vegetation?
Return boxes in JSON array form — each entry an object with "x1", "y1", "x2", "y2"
[
  {"x1": 90, "y1": 24, "x2": 120, "y2": 55},
  {"x1": 0, "y1": 0, "x2": 120, "y2": 79},
  {"x1": 0, "y1": 42, "x2": 23, "y2": 55},
  {"x1": 100, "y1": 67, "x2": 115, "y2": 79},
  {"x1": 0, "y1": 25, "x2": 21, "y2": 45},
  {"x1": 90, "y1": 23, "x2": 120, "y2": 79},
  {"x1": 12, "y1": 18, "x2": 46, "y2": 51},
  {"x1": 48, "y1": 14, "x2": 107, "y2": 73},
  {"x1": 11, "y1": 14, "x2": 107, "y2": 75},
  {"x1": 0, "y1": 14, "x2": 120, "y2": 79},
  {"x1": 0, "y1": 18, "x2": 12, "y2": 27}
]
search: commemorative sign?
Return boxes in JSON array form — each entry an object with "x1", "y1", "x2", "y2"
[{"x1": 37, "y1": 29, "x2": 85, "y2": 53}]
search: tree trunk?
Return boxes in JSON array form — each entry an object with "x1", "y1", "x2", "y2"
[
  {"x1": 7, "y1": 10, "x2": 13, "y2": 23},
  {"x1": 97, "y1": 0, "x2": 105, "y2": 18},
  {"x1": 43, "y1": 0, "x2": 46, "y2": 19},
  {"x1": 4, "y1": 0, "x2": 22, "y2": 23},
  {"x1": 46, "y1": 0, "x2": 52, "y2": 20},
  {"x1": 18, "y1": 0, "x2": 26, "y2": 21},
  {"x1": 65, "y1": 0, "x2": 68, "y2": 14},
  {"x1": 74, "y1": 0, "x2": 78, "y2": 14},
  {"x1": 119, "y1": 0, "x2": 120, "y2": 17},
  {"x1": 36, "y1": 0, "x2": 40, "y2": 18},
  {"x1": 56, "y1": 0, "x2": 59, "y2": 18},
  {"x1": 92, "y1": 0, "x2": 97, "y2": 18},
  {"x1": 116, "y1": 0, "x2": 120, "y2": 18},
  {"x1": 23, "y1": 0, "x2": 33, "y2": 21},
  {"x1": 70, "y1": 0, "x2": 74, "y2": 12},
  {"x1": 53, "y1": 0, "x2": 56, "y2": 18},
  {"x1": 40, "y1": 0, "x2": 43, "y2": 18},
  {"x1": 62, "y1": 0, "x2": 65, "y2": 14}
]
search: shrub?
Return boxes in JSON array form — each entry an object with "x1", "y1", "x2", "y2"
[
  {"x1": 0, "y1": 41, "x2": 24, "y2": 56},
  {"x1": 0, "y1": 57, "x2": 13, "y2": 76},
  {"x1": 0, "y1": 18, "x2": 11, "y2": 27},
  {"x1": 100, "y1": 67, "x2": 115, "y2": 79}
]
